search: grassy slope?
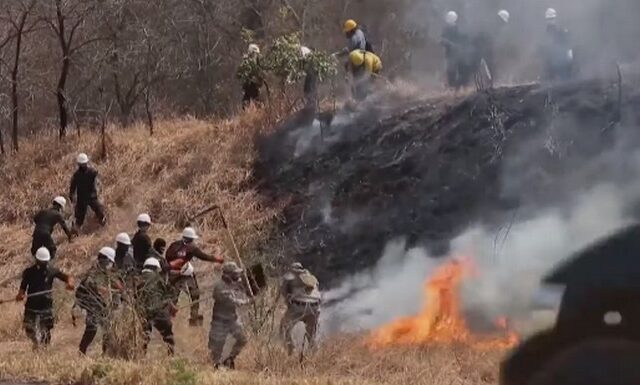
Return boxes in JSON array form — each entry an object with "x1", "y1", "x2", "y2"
[{"x1": 0, "y1": 110, "x2": 507, "y2": 384}]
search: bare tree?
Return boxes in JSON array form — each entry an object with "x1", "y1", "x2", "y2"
[
  {"x1": 44, "y1": 0, "x2": 103, "y2": 139},
  {"x1": 0, "y1": 0, "x2": 40, "y2": 152}
]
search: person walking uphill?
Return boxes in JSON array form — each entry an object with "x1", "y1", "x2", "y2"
[
  {"x1": 17, "y1": 247, "x2": 74, "y2": 349},
  {"x1": 166, "y1": 227, "x2": 224, "y2": 326},
  {"x1": 77, "y1": 247, "x2": 122, "y2": 355},
  {"x1": 114, "y1": 232, "x2": 135, "y2": 273},
  {"x1": 209, "y1": 262, "x2": 251, "y2": 369},
  {"x1": 69, "y1": 153, "x2": 106, "y2": 230},
  {"x1": 279, "y1": 262, "x2": 321, "y2": 355},
  {"x1": 136, "y1": 257, "x2": 177, "y2": 356},
  {"x1": 132, "y1": 213, "x2": 153, "y2": 269},
  {"x1": 31, "y1": 196, "x2": 75, "y2": 259}
]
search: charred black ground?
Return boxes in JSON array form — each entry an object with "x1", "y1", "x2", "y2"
[{"x1": 256, "y1": 77, "x2": 640, "y2": 286}]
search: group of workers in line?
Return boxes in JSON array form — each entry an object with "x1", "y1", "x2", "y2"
[
  {"x1": 238, "y1": 10, "x2": 574, "y2": 106},
  {"x1": 15, "y1": 153, "x2": 322, "y2": 369},
  {"x1": 442, "y1": 7, "x2": 574, "y2": 89}
]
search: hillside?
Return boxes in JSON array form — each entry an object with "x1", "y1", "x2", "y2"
[
  {"x1": 257, "y1": 78, "x2": 640, "y2": 285},
  {"x1": 1, "y1": 75, "x2": 639, "y2": 385}
]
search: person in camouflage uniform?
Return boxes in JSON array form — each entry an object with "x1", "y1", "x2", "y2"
[
  {"x1": 279, "y1": 262, "x2": 321, "y2": 355},
  {"x1": 77, "y1": 247, "x2": 122, "y2": 355},
  {"x1": 136, "y1": 257, "x2": 177, "y2": 356},
  {"x1": 208, "y1": 262, "x2": 251, "y2": 369}
]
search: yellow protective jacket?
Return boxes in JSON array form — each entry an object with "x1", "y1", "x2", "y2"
[{"x1": 349, "y1": 50, "x2": 382, "y2": 74}]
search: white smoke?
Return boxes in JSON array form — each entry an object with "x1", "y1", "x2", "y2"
[
  {"x1": 320, "y1": 238, "x2": 439, "y2": 335},
  {"x1": 456, "y1": 183, "x2": 635, "y2": 325},
  {"x1": 321, "y1": 181, "x2": 637, "y2": 336}
]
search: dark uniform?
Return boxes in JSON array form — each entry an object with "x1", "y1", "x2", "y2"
[
  {"x1": 19, "y1": 264, "x2": 71, "y2": 346},
  {"x1": 132, "y1": 229, "x2": 152, "y2": 269},
  {"x1": 76, "y1": 265, "x2": 122, "y2": 354},
  {"x1": 542, "y1": 24, "x2": 573, "y2": 81},
  {"x1": 31, "y1": 207, "x2": 73, "y2": 258},
  {"x1": 136, "y1": 270, "x2": 176, "y2": 355},
  {"x1": 236, "y1": 54, "x2": 264, "y2": 108},
  {"x1": 69, "y1": 166, "x2": 105, "y2": 227},
  {"x1": 166, "y1": 240, "x2": 223, "y2": 323},
  {"x1": 441, "y1": 24, "x2": 473, "y2": 89}
]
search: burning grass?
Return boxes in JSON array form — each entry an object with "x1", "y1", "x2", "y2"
[
  {"x1": 368, "y1": 258, "x2": 518, "y2": 350},
  {"x1": 0, "y1": 106, "x2": 510, "y2": 385}
]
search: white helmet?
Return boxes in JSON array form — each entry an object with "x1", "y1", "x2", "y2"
[
  {"x1": 35, "y1": 247, "x2": 51, "y2": 262},
  {"x1": 498, "y1": 9, "x2": 510, "y2": 23},
  {"x1": 53, "y1": 196, "x2": 67, "y2": 209},
  {"x1": 545, "y1": 8, "x2": 557, "y2": 20},
  {"x1": 300, "y1": 46, "x2": 312, "y2": 58},
  {"x1": 137, "y1": 213, "x2": 152, "y2": 225},
  {"x1": 77, "y1": 153, "x2": 89, "y2": 164},
  {"x1": 143, "y1": 257, "x2": 161, "y2": 270},
  {"x1": 445, "y1": 11, "x2": 459, "y2": 26},
  {"x1": 182, "y1": 227, "x2": 199, "y2": 240},
  {"x1": 115, "y1": 232, "x2": 131, "y2": 246},
  {"x1": 181, "y1": 262, "x2": 194, "y2": 277},
  {"x1": 248, "y1": 44, "x2": 260, "y2": 55},
  {"x1": 98, "y1": 247, "x2": 116, "y2": 263}
]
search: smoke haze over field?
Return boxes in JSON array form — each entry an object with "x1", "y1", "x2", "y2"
[
  {"x1": 321, "y1": 119, "x2": 640, "y2": 335},
  {"x1": 402, "y1": 0, "x2": 640, "y2": 81}
]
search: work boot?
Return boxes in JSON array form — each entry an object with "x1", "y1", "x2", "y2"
[
  {"x1": 188, "y1": 315, "x2": 204, "y2": 327},
  {"x1": 223, "y1": 357, "x2": 236, "y2": 370}
]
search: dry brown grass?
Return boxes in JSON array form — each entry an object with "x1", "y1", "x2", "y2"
[
  {"x1": 0, "y1": 106, "x2": 281, "y2": 279},
  {"x1": 0, "y1": 106, "x2": 507, "y2": 384}
]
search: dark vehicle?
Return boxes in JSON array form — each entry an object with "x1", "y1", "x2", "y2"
[{"x1": 500, "y1": 223, "x2": 640, "y2": 385}]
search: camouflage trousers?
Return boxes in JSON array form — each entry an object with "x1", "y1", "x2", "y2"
[
  {"x1": 208, "y1": 316, "x2": 247, "y2": 364},
  {"x1": 280, "y1": 302, "x2": 320, "y2": 354},
  {"x1": 171, "y1": 275, "x2": 200, "y2": 321}
]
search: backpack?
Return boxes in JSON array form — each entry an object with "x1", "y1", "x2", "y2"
[{"x1": 360, "y1": 24, "x2": 375, "y2": 53}]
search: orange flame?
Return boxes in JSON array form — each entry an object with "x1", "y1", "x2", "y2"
[{"x1": 367, "y1": 258, "x2": 518, "y2": 349}]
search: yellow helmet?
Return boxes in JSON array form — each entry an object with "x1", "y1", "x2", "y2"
[
  {"x1": 349, "y1": 50, "x2": 365, "y2": 67},
  {"x1": 343, "y1": 19, "x2": 358, "y2": 33}
]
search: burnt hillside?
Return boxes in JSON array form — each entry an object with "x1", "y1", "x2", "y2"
[{"x1": 257, "y1": 78, "x2": 640, "y2": 286}]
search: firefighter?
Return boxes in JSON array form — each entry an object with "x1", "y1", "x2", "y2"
[
  {"x1": 208, "y1": 262, "x2": 251, "y2": 369},
  {"x1": 441, "y1": 11, "x2": 473, "y2": 89},
  {"x1": 300, "y1": 46, "x2": 318, "y2": 106},
  {"x1": 166, "y1": 227, "x2": 224, "y2": 326},
  {"x1": 348, "y1": 49, "x2": 383, "y2": 101},
  {"x1": 236, "y1": 44, "x2": 265, "y2": 108},
  {"x1": 279, "y1": 262, "x2": 321, "y2": 355},
  {"x1": 77, "y1": 247, "x2": 121, "y2": 355},
  {"x1": 542, "y1": 8, "x2": 574, "y2": 81},
  {"x1": 114, "y1": 232, "x2": 135, "y2": 273},
  {"x1": 69, "y1": 153, "x2": 106, "y2": 230},
  {"x1": 17, "y1": 247, "x2": 74, "y2": 348},
  {"x1": 31, "y1": 196, "x2": 75, "y2": 259},
  {"x1": 137, "y1": 257, "x2": 176, "y2": 356},
  {"x1": 131, "y1": 213, "x2": 152, "y2": 269},
  {"x1": 340, "y1": 19, "x2": 373, "y2": 55}
]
